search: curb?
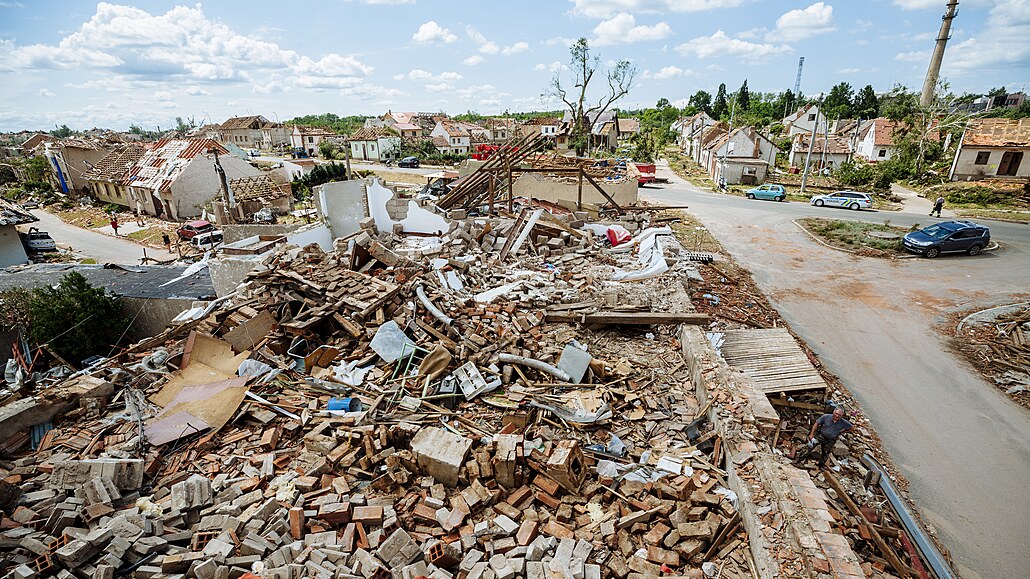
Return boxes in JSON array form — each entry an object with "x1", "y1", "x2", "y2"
[{"x1": 792, "y1": 219, "x2": 917, "y2": 259}]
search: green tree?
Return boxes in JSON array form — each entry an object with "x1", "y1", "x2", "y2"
[
  {"x1": 546, "y1": 37, "x2": 637, "y2": 156},
  {"x1": 175, "y1": 116, "x2": 197, "y2": 133},
  {"x1": 879, "y1": 85, "x2": 919, "y2": 121},
  {"x1": 317, "y1": 139, "x2": 340, "y2": 160},
  {"x1": 736, "y1": 80, "x2": 751, "y2": 112},
  {"x1": 712, "y1": 84, "x2": 729, "y2": 119},
  {"x1": 13, "y1": 272, "x2": 131, "y2": 365},
  {"x1": 987, "y1": 86, "x2": 1008, "y2": 97},
  {"x1": 823, "y1": 82, "x2": 854, "y2": 119},
  {"x1": 688, "y1": 90, "x2": 713, "y2": 115},
  {"x1": 853, "y1": 85, "x2": 879, "y2": 119},
  {"x1": 51, "y1": 124, "x2": 72, "y2": 138}
]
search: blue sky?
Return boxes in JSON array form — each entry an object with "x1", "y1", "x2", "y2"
[{"x1": 1, "y1": 0, "x2": 1027, "y2": 132}]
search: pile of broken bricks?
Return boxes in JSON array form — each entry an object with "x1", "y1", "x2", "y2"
[{"x1": 0, "y1": 204, "x2": 770, "y2": 579}]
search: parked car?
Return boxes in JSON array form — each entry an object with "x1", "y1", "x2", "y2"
[
  {"x1": 745, "y1": 184, "x2": 786, "y2": 201},
  {"x1": 810, "y1": 190, "x2": 872, "y2": 210},
  {"x1": 19, "y1": 227, "x2": 56, "y2": 252},
  {"x1": 398, "y1": 156, "x2": 420, "y2": 168},
  {"x1": 902, "y1": 220, "x2": 991, "y2": 258},
  {"x1": 191, "y1": 229, "x2": 224, "y2": 250},
  {"x1": 176, "y1": 220, "x2": 216, "y2": 240}
]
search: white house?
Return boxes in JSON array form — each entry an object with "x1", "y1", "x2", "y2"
[
  {"x1": 673, "y1": 112, "x2": 716, "y2": 159},
  {"x1": 348, "y1": 126, "x2": 401, "y2": 162},
  {"x1": 430, "y1": 121, "x2": 472, "y2": 154},
  {"x1": 782, "y1": 104, "x2": 826, "y2": 137},
  {"x1": 856, "y1": 118, "x2": 901, "y2": 162},
  {"x1": 124, "y1": 139, "x2": 261, "y2": 221},
  {"x1": 949, "y1": 118, "x2": 1030, "y2": 181},
  {"x1": 0, "y1": 199, "x2": 37, "y2": 267},
  {"x1": 521, "y1": 117, "x2": 560, "y2": 140}
]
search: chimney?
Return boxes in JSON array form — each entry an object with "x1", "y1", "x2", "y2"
[{"x1": 920, "y1": 1, "x2": 959, "y2": 107}]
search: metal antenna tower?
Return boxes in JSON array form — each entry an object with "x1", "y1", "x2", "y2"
[{"x1": 785, "y1": 57, "x2": 805, "y2": 118}]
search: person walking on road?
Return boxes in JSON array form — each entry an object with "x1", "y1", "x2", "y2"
[
  {"x1": 930, "y1": 195, "x2": 945, "y2": 217},
  {"x1": 162, "y1": 233, "x2": 172, "y2": 251},
  {"x1": 798, "y1": 407, "x2": 853, "y2": 468},
  {"x1": 110, "y1": 217, "x2": 119, "y2": 236}
]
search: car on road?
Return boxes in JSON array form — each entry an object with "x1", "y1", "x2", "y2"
[
  {"x1": 902, "y1": 220, "x2": 991, "y2": 258},
  {"x1": 745, "y1": 184, "x2": 786, "y2": 201},
  {"x1": 176, "y1": 220, "x2": 216, "y2": 240},
  {"x1": 19, "y1": 227, "x2": 56, "y2": 252},
  {"x1": 810, "y1": 190, "x2": 872, "y2": 210},
  {"x1": 398, "y1": 156, "x2": 420, "y2": 168}
]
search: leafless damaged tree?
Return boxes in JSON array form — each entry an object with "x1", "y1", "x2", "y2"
[{"x1": 546, "y1": 37, "x2": 636, "y2": 157}]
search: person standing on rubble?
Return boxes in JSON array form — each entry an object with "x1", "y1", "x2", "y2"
[{"x1": 800, "y1": 407, "x2": 853, "y2": 468}]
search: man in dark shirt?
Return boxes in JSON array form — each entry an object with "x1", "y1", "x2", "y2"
[{"x1": 804, "y1": 408, "x2": 853, "y2": 468}]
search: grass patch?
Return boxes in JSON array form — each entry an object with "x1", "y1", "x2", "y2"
[
  {"x1": 798, "y1": 217, "x2": 914, "y2": 256},
  {"x1": 953, "y1": 208, "x2": 1030, "y2": 223}
]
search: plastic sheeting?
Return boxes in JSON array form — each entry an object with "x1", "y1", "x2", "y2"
[{"x1": 611, "y1": 226, "x2": 674, "y2": 282}]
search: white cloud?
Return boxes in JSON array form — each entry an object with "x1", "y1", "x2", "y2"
[
  {"x1": 940, "y1": 2, "x2": 1030, "y2": 76},
  {"x1": 648, "y1": 65, "x2": 691, "y2": 79},
  {"x1": 892, "y1": 0, "x2": 944, "y2": 9},
  {"x1": 424, "y1": 82, "x2": 452, "y2": 93},
  {"x1": 0, "y1": 3, "x2": 372, "y2": 93},
  {"x1": 544, "y1": 36, "x2": 576, "y2": 47},
  {"x1": 392, "y1": 73, "x2": 405, "y2": 80},
  {"x1": 38, "y1": 88, "x2": 55, "y2": 97},
  {"x1": 454, "y1": 84, "x2": 510, "y2": 103},
  {"x1": 769, "y1": 3, "x2": 835, "y2": 42},
  {"x1": 503, "y1": 42, "x2": 530, "y2": 55},
  {"x1": 676, "y1": 30, "x2": 792, "y2": 61},
  {"x1": 836, "y1": 67, "x2": 862, "y2": 74},
  {"x1": 405, "y1": 69, "x2": 463, "y2": 83},
  {"x1": 412, "y1": 21, "x2": 457, "y2": 44},
  {"x1": 895, "y1": 50, "x2": 930, "y2": 62},
  {"x1": 534, "y1": 61, "x2": 568, "y2": 72},
  {"x1": 462, "y1": 54, "x2": 485, "y2": 65},
  {"x1": 591, "y1": 13, "x2": 672, "y2": 46},
  {"x1": 467, "y1": 27, "x2": 499, "y2": 54},
  {"x1": 569, "y1": 0, "x2": 744, "y2": 19}
]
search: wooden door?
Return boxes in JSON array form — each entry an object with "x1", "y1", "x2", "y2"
[{"x1": 998, "y1": 151, "x2": 1013, "y2": 175}]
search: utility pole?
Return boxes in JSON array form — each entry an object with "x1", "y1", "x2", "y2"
[
  {"x1": 920, "y1": 0, "x2": 959, "y2": 107},
  {"x1": 210, "y1": 148, "x2": 234, "y2": 223},
  {"x1": 819, "y1": 116, "x2": 834, "y2": 173},
  {"x1": 800, "y1": 95, "x2": 823, "y2": 196},
  {"x1": 719, "y1": 98, "x2": 736, "y2": 190}
]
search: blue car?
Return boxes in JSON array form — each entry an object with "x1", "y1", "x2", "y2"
[
  {"x1": 902, "y1": 220, "x2": 991, "y2": 258},
  {"x1": 745, "y1": 184, "x2": 786, "y2": 201}
]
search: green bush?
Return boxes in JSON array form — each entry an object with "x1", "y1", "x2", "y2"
[
  {"x1": 943, "y1": 186, "x2": 1010, "y2": 205},
  {"x1": 0, "y1": 272, "x2": 130, "y2": 365}
]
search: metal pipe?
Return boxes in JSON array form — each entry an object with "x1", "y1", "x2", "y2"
[
  {"x1": 415, "y1": 285, "x2": 453, "y2": 326},
  {"x1": 497, "y1": 353, "x2": 572, "y2": 382},
  {"x1": 861, "y1": 453, "x2": 955, "y2": 579}
]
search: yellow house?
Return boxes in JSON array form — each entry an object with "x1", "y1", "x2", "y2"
[{"x1": 83, "y1": 145, "x2": 145, "y2": 209}]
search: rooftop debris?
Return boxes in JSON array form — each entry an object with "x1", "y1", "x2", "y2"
[{"x1": 0, "y1": 194, "x2": 944, "y2": 578}]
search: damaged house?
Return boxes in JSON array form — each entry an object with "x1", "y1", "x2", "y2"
[
  {"x1": 347, "y1": 127, "x2": 401, "y2": 162},
  {"x1": 82, "y1": 145, "x2": 145, "y2": 210},
  {"x1": 701, "y1": 127, "x2": 780, "y2": 186},
  {"x1": 218, "y1": 116, "x2": 289, "y2": 150},
  {"x1": 124, "y1": 139, "x2": 261, "y2": 221},
  {"x1": 949, "y1": 117, "x2": 1030, "y2": 181}
]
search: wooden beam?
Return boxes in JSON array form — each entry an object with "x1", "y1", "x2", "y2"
[
  {"x1": 543, "y1": 311, "x2": 709, "y2": 326},
  {"x1": 579, "y1": 169, "x2": 622, "y2": 212},
  {"x1": 823, "y1": 471, "x2": 912, "y2": 578},
  {"x1": 769, "y1": 398, "x2": 826, "y2": 412}
]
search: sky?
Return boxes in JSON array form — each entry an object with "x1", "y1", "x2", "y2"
[{"x1": 0, "y1": 0, "x2": 1027, "y2": 132}]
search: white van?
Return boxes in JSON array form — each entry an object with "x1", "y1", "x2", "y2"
[{"x1": 191, "y1": 230, "x2": 223, "y2": 250}]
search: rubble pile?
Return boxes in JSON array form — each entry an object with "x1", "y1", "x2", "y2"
[
  {"x1": 960, "y1": 305, "x2": 1030, "y2": 406},
  {"x1": 0, "y1": 207, "x2": 774, "y2": 578}
]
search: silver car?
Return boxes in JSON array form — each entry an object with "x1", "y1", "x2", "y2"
[{"x1": 810, "y1": 190, "x2": 872, "y2": 211}]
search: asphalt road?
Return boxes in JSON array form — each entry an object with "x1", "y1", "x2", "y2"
[
  {"x1": 25, "y1": 210, "x2": 175, "y2": 264},
  {"x1": 642, "y1": 165, "x2": 1030, "y2": 579}
]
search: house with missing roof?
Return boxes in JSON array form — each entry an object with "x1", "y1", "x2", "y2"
[
  {"x1": 788, "y1": 133, "x2": 854, "y2": 172},
  {"x1": 782, "y1": 103, "x2": 827, "y2": 137},
  {"x1": 520, "y1": 117, "x2": 561, "y2": 141},
  {"x1": 949, "y1": 118, "x2": 1030, "y2": 181},
  {"x1": 674, "y1": 112, "x2": 716, "y2": 161},
  {"x1": 124, "y1": 139, "x2": 261, "y2": 221},
  {"x1": 290, "y1": 126, "x2": 337, "y2": 157},
  {"x1": 82, "y1": 145, "x2": 145, "y2": 209},
  {"x1": 228, "y1": 174, "x2": 292, "y2": 217},
  {"x1": 701, "y1": 126, "x2": 780, "y2": 185},
  {"x1": 217, "y1": 115, "x2": 289, "y2": 150},
  {"x1": 41, "y1": 138, "x2": 118, "y2": 194}
]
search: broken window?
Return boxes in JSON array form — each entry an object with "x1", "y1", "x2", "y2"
[
  {"x1": 808, "y1": 114, "x2": 816, "y2": 121},
  {"x1": 878, "y1": 149, "x2": 886, "y2": 158},
  {"x1": 974, "y1": 151, "x2": 990, "y2": 165}
]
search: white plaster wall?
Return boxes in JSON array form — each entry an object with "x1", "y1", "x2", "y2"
[
  {"x1": 169, "y1": 155, "x2": 261, "y2": 220},
  {"x1": 0, "y1": 225, "x2": 28, "y2": 267},
  {"x1": 512, "y1": 173, "x2": 637, "y2": 210},
  {"x1": 316, "y1": 180, "x2": 367, "y2": 238}
]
